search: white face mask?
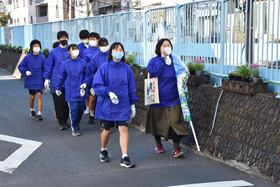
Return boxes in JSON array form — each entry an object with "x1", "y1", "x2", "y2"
[
  {"x1": 33, "y1": 47, "x2": 40, "y2": 53},
  {"x1": 81, "y1": 39, "x2": 88, "y2": 45},
  {"x1": 72, "y1": 50, "x2": 79, "y2": 57},
  {"x1": 100, "y1": 46, "x2": 108, "y2": 53},
  {"x1": 89, "y1": 40, "x2": 97, "y2": 47},
  {"x1": 163, "y1": 47, "x2": 172, "y2": 56}
]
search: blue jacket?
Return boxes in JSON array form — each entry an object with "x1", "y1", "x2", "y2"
[
  {"x1": 44, "y1": 45, "x2": 69, "y2": 93},
  {"x1": 77, "y1": 42, "x2": 87, "y2": 60},
  {"x1": 18, "y1": 53, "x2": 46, "y2": 90},
  {"x1": 88, "y1": 50, "x2": 109, "y2": 88},
  {"x1": 147, "y1": 56, "x2": 180, "y2": 108},
  {"x1": 55, "y1": 57, "x2": 90, "y2": 102},
  {"x1": 84, "y1": 45, "x2": 99, "y2": 62},
  {"x1": 93, "y1": 60, "x2": 138, "y2": 121}
]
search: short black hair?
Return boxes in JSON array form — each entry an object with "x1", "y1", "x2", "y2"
[
  {"x1": 53, "y1": 41, "x2": 59, "y2": 49},
  {"x1": 107, "y1": 42, "x2": 125, "y2": 62},
  {"x1": 79, "y1": 30, "x2": 89, "y2": 39},
  {"x1": 155, "y1": 38, "x2": 173, "y2": 56},
  {"x1": 30, "y1": 39, "x2": 41, "y2": 51},
  {"x1": 88, "y1": 32, "x2": 100, "y2": 40},
  {"x1": 67, "y1": 44, "x2": 79, "y2": 52},
  {"x1": 57, "y1": 31, "x2": 69, "y2": 40},
  {"x1": 98, "y1": 38, "x2": 109, "y2": 47}
]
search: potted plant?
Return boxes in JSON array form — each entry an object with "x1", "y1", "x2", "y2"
[
  {"x1": 7, "y1": 45, "x2": 12, "y2": 52},
  {"x1": 250, "y1": 63, "x2": 261, "y2": 83},
  {"x1": 234, "y1": 67, "x2": 242, "y2": 81},
  {"x1": 16, "y1": 46, "x2": 22, "y2": 54},
  {"x1": 193, "y1": 57, "x2": 204, "y2": 76},
  {"x1": 228, "y1": 69, "x2": 235, "y2": 80},
  {"x1": 4, "y1": 44, "x2": 8, "y2": 51},
  {"x1": 23, "y1": 47, "x2": 29, "y2": 54},
  {"x1": 12, "y1": 45, "x2": 17, "y2": 53},
  {"x1": 43, "y1": 48, "x2": 49, "y2": 58},
  {"x1": 187, "y1": 62, "x2": 195, "y2": 75},
  {"x1": 125, "y1": 52, "x2": 136, "y2": 67},
  {"x1": 238, "y1": 65, "x2": 251, "y2": 82}
]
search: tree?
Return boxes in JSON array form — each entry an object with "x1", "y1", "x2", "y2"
[{"x1": 0, "y1": 14, "x2": 9, "y2": 27}]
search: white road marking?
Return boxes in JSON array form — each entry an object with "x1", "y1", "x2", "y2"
[
  {"x1": 167, "y1": 180, "x2": 254, "y2": 187},
  {"x1": 0, "y1": 134, "x2": 42, "y2": 174}
]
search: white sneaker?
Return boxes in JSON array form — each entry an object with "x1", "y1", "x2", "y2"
[{"x1": 84, "y1": 108, "x2": 90, "y2": 115}]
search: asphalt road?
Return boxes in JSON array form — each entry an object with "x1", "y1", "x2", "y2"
[{"x1": 0, "y1": 70, "x2": 278, "y2": 187}]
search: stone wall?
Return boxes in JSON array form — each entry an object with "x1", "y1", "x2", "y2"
[
  {"x1": 133, "y1": 72, "x2": 280, "y2": 182},
  {"x1": 0, "y1": 49, "x2": 27, "y2": 77}
]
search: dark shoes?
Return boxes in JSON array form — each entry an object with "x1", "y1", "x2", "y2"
[
  {"x1": 88, "y1": 116, "x2": 94, "y2": 124},
  {"x1": 100, "y1": 150, "x2": 110, "y2": 162},
  {"x1": 37, "y1": 115, "x2": 43, "y2": 121},
  {"x1": 120, "y1": 157, "x2": 135, "y2": 168},
  {"x1": 30, "y1": 111, "x2": 36, "y2": 118}
]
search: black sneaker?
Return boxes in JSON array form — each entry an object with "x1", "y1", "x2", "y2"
[
  {"x1": 120, "y1": 157, "x2": 135, "y2": 168},
  {"x1": 88, "y1": 116, "x2": 94, "y2": 124},
  {"x1": 65, "y1": 122, "x2": 70, "y2": 128},
  {"x1": 59, "y1": 124, "x2": 67, "y2": 130},
  {"x1": 30, "y1": 111, "x2": 36, "y2": 118},
  {"x1": 72, "y1": 130, "x2": 81, "y2": 136},
  {"x1": 37, "y1": 115, "x2": 43, "y2": 121},
  {"x1": 100, "y1": 150, "x2": 110, "y2": 162},
  {"x1": 100, "y1": 122, "x2": 104, "y2": 131}
]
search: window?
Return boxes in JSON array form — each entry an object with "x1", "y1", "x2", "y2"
[
  {"x1": 13, "y1": 0, "x2": 15, "y2": 8},
  {"x1": 9, "y1": 0, "x2": 12, "y2": 5},
  {"x1": 30, "y1": 16, "x2": 33, "y2": 24},
  {"x1": 23, "y1": 0, "x2": 25, "y2": 7},
  {"x1": 17, "y1": 18, "x2": 19, "y2": 25},
  {"x1": 10, "y1": 18, "x2": 13, "y2": 24},
  {"x1": 14, "y1": 19, "x2": 16, "y2": 25},
  {"x1": 24, "y1": 17, "x2": 26, "y2": 25},
  {"x1": 16, "y1": 0, "x2": 18, "y2": 8},
  {"x1": 29, "y1": 0, "x2": 32, "y2": 5}
]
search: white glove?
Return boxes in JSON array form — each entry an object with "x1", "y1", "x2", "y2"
[
  {"x1": 80, "y1": 83, "x2": 87, "y2": 89},
  {"x1": 56, "y1": 90, "x2": 62, "y2": 96},
  {"x1": 109, "y1": 92, "x2": 118, "y2": 100},
  {"x1": 130, "y1": 104, "x2": 136, "y2": 118},
  {"x1": 90, "y1": 88, "x2": 95, "y2": 96},
  {"x1": 44, "y1": 79, "x2": 50, "y2": 90},
  {"x1": 26, "y1": 71, "x2": 32, "y2": 76}
]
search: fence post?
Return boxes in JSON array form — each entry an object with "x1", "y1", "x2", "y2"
[
  {"x1": 119, "y1": 12, "x2": 123, "y2": 43},
  {"x1": 175, "y1": 4, "x2": 182, "y2": 58},
  {"x1": 83, "y1": 17, "x2": 87, "y2": 29},
  {"x1": 143, "y1": 10, "x2": 148, "y2": 66},
  {"x1": 219, "y1": 0, "x2": 226, "y2": 75},
  {"x1": 70, "y1": 19, "x2": 73, "y2": 44},
  {"x1": 99, "y1": 15, "x2": 103, "y2": 37},
  {"x1": 59, "y1": 20, "x2": 62, "y2": 31}
]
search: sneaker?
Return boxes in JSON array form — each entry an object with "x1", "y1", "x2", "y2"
[
  {"x1": 173, "y1": 147, "x2": 184, "y2": 158},
  {"x1": 120, "y1": 157, "x2": 135, "y2": 168},
  {"x1": 100, "y1": 150, "x2": 110, "y2": 162},
  {"x1": 37, "y1": 115, "x2": 43, "y2": 121},
  {"x1": 30, "y1": 111, "x2": 36, "y2": 118},
  {"x1": 54, "y1": 111, "x2": 58, "y2": 122},
  {"x1": 59, "y1": 124, "x2": 67, "y2": 130},
  {"x1": 100, "y1": 122, "x2": 104, "y2": 131},
  {"x1": 65, "y1": 123, "x2": 70, "y2": 128},
  {"x1": 84, "y1": 108, "x2": 90, "y2": 115},
  {"x1": 72, "y1": 130, "x2": 81, "y2": 136},
  {"x1": 155, "y1": 144, "x2": 164, "y2": 153},
  {"x1": 88, "y1": 116, "x2": 94, "y2": 124}
]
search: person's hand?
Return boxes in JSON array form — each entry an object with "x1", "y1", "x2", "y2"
[
  {"x1": 80, "y1": 83, "x2": 87, "y2": 89},
  {"x1": 130, "y1": 104, "x2": 136, "y2": 118},
  {"x1": 44, "y1": 79, "x2": 50, "y2": 90},
  {"x1": 26, "y1": 71, "x2": 32, "y2": 76},
  {"x1": 56, "y1": 90, "x2": 62, "y2": 96},
  {"x1": 161, "y1": 48, "x2": 166, "y2": 58},
  {"x1": 109, "y1": 92, "x2": 117, "y2": 100},
  {"x1": 90, "y1": 88, "x2": 95, "y2": 96}
]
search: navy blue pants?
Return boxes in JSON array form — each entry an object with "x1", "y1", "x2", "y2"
[{"x1": 68, "y1": 101, "x2": 86, "y2": 131}]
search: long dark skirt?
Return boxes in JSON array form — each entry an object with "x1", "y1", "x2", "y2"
[{"x1": 145, "y1": 105, "x2": 188, "y2": 141}]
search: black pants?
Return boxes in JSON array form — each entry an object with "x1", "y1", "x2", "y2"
[
  {"x1": 52, "y1": 88, "x2": 69, "y2": 125},
  {"x1": 154, "y1": 127, "x2": 181, "y2": 144}
]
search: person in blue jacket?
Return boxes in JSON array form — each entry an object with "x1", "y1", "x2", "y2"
[
  {"x1": 56, "y1": 44, "x2": 90, "y2": 137},
  {"x1": 88, "y1": 38, "x2": 109, "y2": 126},
  {"x1": 18, "y1": 39, "x2": 46, "y2": 121},
  {"x1": 44, "y1": 31, "x2": 70, "y2": 130},
  {"x1": 52, "y1": 41, "x2": 60, "y2": 122},
  {"x1": 93, "y1": 42, "x2": 138, "y2": 168},
  {"x1": 84, "y1": 32, "x2": 100, "y2": 120},
  {"x1": 145, "y1": 38, "x2": 188, "y2": 158},
  {"x1": 77, "y1": 29, "x2": 89, "y2": 61}
]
